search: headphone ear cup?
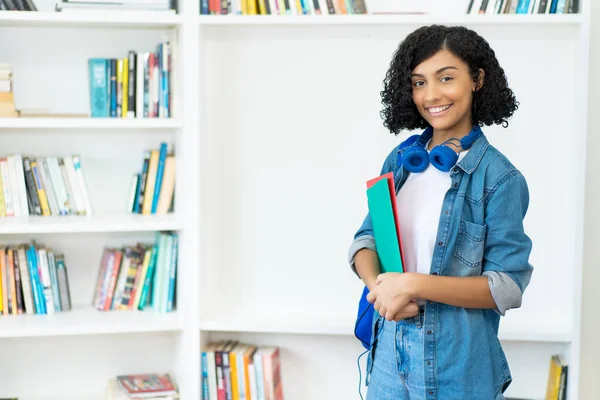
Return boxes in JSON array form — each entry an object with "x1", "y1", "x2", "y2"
[
  {"x1": 402, "y1": 146, "x2": 430, "y2": 173},
  {"x1": 430, "y1": 145, "x2": 459, "y2": 172}
]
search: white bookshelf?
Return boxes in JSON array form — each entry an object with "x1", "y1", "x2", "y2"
[
  {"x1": 198, "y1": 13, "x2": 584, "y2": 25},
  {"x1": 0, "y1": 305, "x2": 182, "y2": 337},
  {"x1": 0, "y1": 117, "x2": 182, "y2": 129},
  {"x1": 0, "y1": 0, "x2": 590, "y2": 399}
]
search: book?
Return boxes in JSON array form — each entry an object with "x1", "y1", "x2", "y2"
[{"x1": 366, "y1": 172, "x2": 404, "y2": 274}]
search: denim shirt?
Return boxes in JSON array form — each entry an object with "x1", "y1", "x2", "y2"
[{"x1": 348, "y1": 130, "x2": 534, "y2": 398}]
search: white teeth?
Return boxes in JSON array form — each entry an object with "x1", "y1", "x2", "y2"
[{"x1": 429, "y1": 105, "x2": 451, "y2": 113}]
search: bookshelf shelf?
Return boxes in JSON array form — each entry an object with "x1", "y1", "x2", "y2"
[
  {"x1": 198, "y1": 13, "x2": 583, "y2": 26},
  {"x1": 0, "y1": 10, "x2": 182, "y2": 28},
  {"x1": 0, "y1": 306, "x2": 182, "y2": 338},
  {"x1": 199, "y1": 313, "x2": 572, "y2": 343},
  {"x1": 0, "y1": 214, "x2": 181, "y2": 234},
  {"x1": 0, "y1": 117, "x2": 182, "y2": 130}
]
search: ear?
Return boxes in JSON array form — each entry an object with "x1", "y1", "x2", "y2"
[{"x1": 473, "y1": 68, "x2": 485, "y2": 92}]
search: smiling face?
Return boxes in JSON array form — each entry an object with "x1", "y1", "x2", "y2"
[{"x1": 411, "y1": 49, "x2": 482, "y2": 139}]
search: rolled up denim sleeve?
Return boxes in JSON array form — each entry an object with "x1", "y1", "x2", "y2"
[{"x1": 482, "y1": 170, "x2": 534, "y2": 315}]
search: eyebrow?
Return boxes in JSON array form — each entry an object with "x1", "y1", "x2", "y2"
[{"x1": 411, "y1": 66, "x2": 458, "y2": 78}]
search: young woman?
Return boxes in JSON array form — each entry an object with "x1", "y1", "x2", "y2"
[{"x1": 348, "y1": 25, "x2": 534, "y2": 400}]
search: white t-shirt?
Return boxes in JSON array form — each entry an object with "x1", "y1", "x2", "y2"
[{"x1": 396, "y1": 147, "x2": 468, "y2": 275}]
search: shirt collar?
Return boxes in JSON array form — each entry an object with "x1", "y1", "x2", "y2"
[{"x1": 456, "y1": 131, "x2": 489, "y2": 174}]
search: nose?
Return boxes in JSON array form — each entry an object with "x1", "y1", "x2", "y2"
[{"x1": 424, "y1": 82, "x2": 441, "y2": 103}]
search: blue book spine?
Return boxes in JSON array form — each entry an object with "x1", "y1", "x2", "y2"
[
  {"x1": 137, "y1": 244, "x2": 158, "y2": 310},
  {"x1": 550, "y1": 0, "x2": 558, "y2": 12},
  {"x1": 166, "y1": 233, "x2": 178, "y2": 312},
  {"x1": 31, "y1": 246, "x2": 46, "y2": 314},
  {"x1": 151, "y1": 142, "x2": 168, "y2": 214},
  {"x1": 162, "y1": 42, "x2": 169, "y2": 118},
  {"x1": 88, "y1": 58, "x2": 109, "y2": 118},
  {"x1": 47, "y1": 252, "x2": 62, "y2": 312},
  {"x1": 109, "y1": 59, "x2": 117, "y2": 118},
  {"x1": 516, "y1": 0, "x2": 530, "y2": 13},
  {"x1": 26, "y1": 246, "x2": 40, "y2": 314}
]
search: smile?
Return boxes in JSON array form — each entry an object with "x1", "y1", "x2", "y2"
[{"x1": 426, "y1": 104, "x2": 452, "y2": 116}]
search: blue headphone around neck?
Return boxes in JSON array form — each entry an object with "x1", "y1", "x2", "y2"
[{"x1": 400, "y1": 125, "x2": 482, "y2": 173}]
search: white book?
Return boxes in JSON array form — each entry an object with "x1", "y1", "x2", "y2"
[
  {"x1": 0, "y1": 158, "x2": 14, "y2": 217},
  {"x1": 6, "y1": 155, "x2": 21, "y2": 217},
  {"x1": 72, "y1": 155, "x2": 93, "y2": 216},
  {"x1": 47, "y1": 156, "x2": 70, "y2": 215},
  {"x1": 12, "y1": 154, "x2": 29, "y2": 217},
  {"x1": 59, "y1": 159, "x2": 77, "y2": 215},
  {"x1": 63, "y1": 155, "x2": 85, "y2": 215},
  {"x1": 39, "y1": 157, "x2": 60, "y2": 216}
]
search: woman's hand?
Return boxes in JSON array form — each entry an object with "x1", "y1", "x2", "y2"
[{"x1": 366, "y1": 272, "x2": 418, "y2": 321}]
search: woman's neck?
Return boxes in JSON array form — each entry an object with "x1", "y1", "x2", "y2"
[{"x1": 427, "y1": 118, "x2": 474, "y2": 151}]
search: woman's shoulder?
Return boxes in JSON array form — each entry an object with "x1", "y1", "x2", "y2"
[{"x1": 477, "y1": 141, "x2": 528, "y2": 193}]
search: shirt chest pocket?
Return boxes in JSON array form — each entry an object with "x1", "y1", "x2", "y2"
[{"x1": 453, "y1": 220, "x2": 487, "y2": 270}]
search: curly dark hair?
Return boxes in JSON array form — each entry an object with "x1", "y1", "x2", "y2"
[{"x1": 380, "y1": 25, "x2": 519, "y2": 135}]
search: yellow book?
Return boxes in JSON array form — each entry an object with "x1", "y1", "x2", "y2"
[
  {"x1": 247, "y1": 0, "x2": 257, "y2": 14},
  {"x1": 545, "y1": 355, "x2": 566, "y2": 400},
  {"x1": 117, "y1": 59, "x2": 123, "y2": 116},
  {"x1": 132, "y1": 248, "x2": 152, "y2": 309},
  {"x1": 7, "y1": 248, "x2": 16, "y2": 314},
  {"x1": 141, "y1": 150, "x2": 159, "y2": 215},
  {"x1": 0, "y1": 247, "x2": 4, "y2": 314},
  {"x1": 230, "y1": 347, "x2": 239, "y2": 400},
  {"x1": 122, "y1": 57, "x2": 129, "y2": 118},
  {"x1": 31, "y1": 160, "x2": 51, "y2": 216}
]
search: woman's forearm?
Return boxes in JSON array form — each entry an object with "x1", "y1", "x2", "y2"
[
  {"x1": 410, "y1": 273, "x2": 497, "y2": 309},
  {"x1": 354, "y1": 248, "x2": 381, "y2": 291}
]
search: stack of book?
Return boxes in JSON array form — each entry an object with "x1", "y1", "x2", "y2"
[
  {"x1": 106, "y1": 373, "x2": 178, "y2": 399},
  {"x1": 0, "y1": 64, "x2": 17, "y2": 118},
  {"x1": 128, "y1": 142, "x2": 175, "y2": 215},
  {"x1": 0, "y1": 154, "x2": 92, "y2": 218},
  {"x1": 468, "y1": 0, "x2": 580, "y2": 14},
  {"x1": 0, "y1": 241, "x2": 72, "y2": 316},
  {"x1": 200, "y1": 0, "x2": 367, "y2": 15},
  {"x1": 201, "y1": 341, "x2": 284, "y2": 400},
  {"x1": 87, "y1": 41, "x2": 172, "y2": 119},
  {"x1": 92, "y1": 231, "x2": 177, "y2": 313},
  {"x1": 55, "y1": 0, "x2": 174, "y2": 13}
]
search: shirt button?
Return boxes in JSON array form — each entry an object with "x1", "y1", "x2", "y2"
[
  {"x1": 453, "y1": 183, "x2": 458, "y2": 188},
  {"x1": 438, "y1": 241, "x2": 443, "y2": 246},
  {"x1": 432, "y1": 272, "x2": 437, "y2": 275},
  {"x1": 444, "y1": 210, "x2": 449, "y2": 215},
  {"x1": 429, "y1": 391, "x2": 434, "y2": 395},
  {"x1": 426, "y1": 360, "x2": 431, "y2": 365},
  {"x1": 427, "y1": 330, "x2": 432, "y2": 334}
]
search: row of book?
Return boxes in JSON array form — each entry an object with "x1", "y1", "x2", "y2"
[
  {"x1": 127, "y1": 142, "x2": 175, "y2": 215},
  {"x1": 201, "y1": 0, "x2": 366, "y2": 15},
  {"x1": 0, "y1": 154, "x2": 92, "y2": 218},
  {"x1": 88, "y1": 41, "x2": 172, "y2": 119},
  {"x1": 0, "y1": 0, "x2": 36, "y2": 10},
  {"x1": 202, "y1": 341, "x2": 283, "y2": 400},
  {"x1": 545, "y1": 354, "x2": 568, "y2": 400},
  {"x1": 0, "y1": 242, "x2": 72, "y2": 316},
  {"x1": 107, "y1": 373, "x2": 179, "y2": 399},
  {"x1": 92, "y1": 231, "x2": 177, "y2": 313},
  {"x1": 468, "y1": 0, "x2": 579, "y2": 14}
]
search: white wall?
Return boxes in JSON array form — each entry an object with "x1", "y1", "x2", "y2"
[{"x1": 580, "y1": 0, "x2": 600, "y2": 398}]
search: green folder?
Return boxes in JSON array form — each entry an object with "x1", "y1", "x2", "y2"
[{"x1": 367, "y1": 178, "x2": 404, "y2": 273}]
